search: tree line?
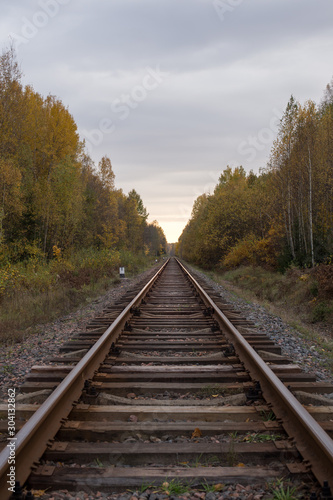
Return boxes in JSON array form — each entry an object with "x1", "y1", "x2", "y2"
[
  {"x1": 177, "y1": 82, "x2": 333, "y2": 271},
  {"x1": 0, "y1": 45, "x2": 167, "y2": 264}
]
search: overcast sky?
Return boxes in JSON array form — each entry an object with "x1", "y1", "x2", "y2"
[{"x1": 1, "y1": 0, "x2": 332, "y2": 242}]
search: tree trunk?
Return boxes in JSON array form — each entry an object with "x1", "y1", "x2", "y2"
[
  {"x1": 308, "y1": 147, "x2": 315, "y2": 267},
  {"x1": 287, "y1": 182, "x2": 295, "y2": 260}
]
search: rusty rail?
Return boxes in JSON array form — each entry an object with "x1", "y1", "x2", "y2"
[
  {"x1": 176, "y1": 258, "x2": 333, "y2": 490},
  {"x1": 0, "y1": 259, "x2": 169, "y2": 499},
  {"x1": 1, "y1": 257, "x2": 332, "y2": 497}
]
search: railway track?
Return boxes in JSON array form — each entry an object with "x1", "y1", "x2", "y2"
[{"x1": 0, "y1": 257, "x2": 333, "y2": 499}]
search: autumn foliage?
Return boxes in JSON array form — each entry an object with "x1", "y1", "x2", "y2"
[
  {"x1": 177, "y1": 85, "x2": 333, "y2": 272},
  {"x1": 0, "y1": 46, "x2": 167, "y2": 266}
]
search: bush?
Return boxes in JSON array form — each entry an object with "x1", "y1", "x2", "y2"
[
  {"x1": 311, "y1": 301, "x2": 333, "y2": 323},
  {"x1": 222, "y1": 226, "x2": 283, "y2": 270},
  {"x1": 309, "y1": 280, "x2": 319, "y2": 297},
  {"x1": 0, "y1": 247, "x2": 154, "y2": 343},
  {"x1": 314, "y1": 265, "x2": 333, "y2": 299},
  {"x1": 0, "y1": 265, "x2": 23, "y2": 299},
  {"x1": 216, "y1": 263, "x2": 333, "y2": 328}
]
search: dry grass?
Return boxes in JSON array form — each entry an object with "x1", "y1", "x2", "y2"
[
  {"x1": 204, "y1": 265, "x2": 333, "y2": 369},
  {"x1": 0, "y1": 276, "x2": 116, "y2": 343},
  {"x1": 0, "y1": 248, "x2": 156, "y2": 344},
  {"x1": 214, "y1": 265, "x2": 333, "y2": 325}
]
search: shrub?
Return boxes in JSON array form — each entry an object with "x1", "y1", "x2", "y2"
[
  {"x1": 0, "y1": 265, "x2": 23, "y2": 299},
  {"x1": 311, "y1": 301, "x2": 333, "y2": 323},
  {"x1": 222, "y1": 226, "x2": 283, "y2": 270},
  {"x1": 0, "y1": 247, "x2": 154, "y2": 342},
  {"x1": 309, "y1": 280, "x2": 319, "y2": 297},
  {"x1": 314, "y1": 265, "x2": 333, "y2": 299}
]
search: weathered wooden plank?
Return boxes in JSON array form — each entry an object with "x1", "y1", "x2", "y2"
[
  {"x1": 28, "y1": 465, "x2": 290, "y2": 491},
  {"x1": 285, "y1": 382, "x2": 333, "y2": 394},
  {"x1": 69, "y1": 404, "x2": 269, "y2": 422},
  {"x1": 44, "y1": 441, "x2": 298, "y2": 464},
  {"x1": 93, "y1": 372, "x2": 250, "y2": 382},
  {"x1": 56, "y1": 419, "x2": 283, "y2": 438},
  {"x1": 108, "y1": 364, "x2": 243, "y2": 373},
  {"x1": 2, "y1": 403, "x2": 329, "y2": 421}
]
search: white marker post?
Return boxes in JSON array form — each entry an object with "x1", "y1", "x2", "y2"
[{"x1": 119, "y1": 267, "x2": 125, "y2": 278}]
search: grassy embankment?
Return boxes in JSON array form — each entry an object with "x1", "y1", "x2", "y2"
[
  {"x1": 0, "y1": 248, "x2": 158, "y2": 344},
  {"x1": 200, "y1": 264, "x2": 333, "y2": 370}
]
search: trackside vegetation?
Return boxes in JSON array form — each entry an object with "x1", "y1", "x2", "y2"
[
  {"x1": 176, "y1": 82, "x2": 333, "y2": 330},
  {"x1": 0, "y1": 45, "x2": 167, "y2": 341}
]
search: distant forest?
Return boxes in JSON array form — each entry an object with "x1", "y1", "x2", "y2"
[
  {"x1": 0, "y1": 45, "x2": 167, "y2": 264},
  {"x1": 177, "y1": 84, "x2": 333, "y2": 271},
  {"x1": 1, "y1": 43, "x2": 332, "y2": 274}
]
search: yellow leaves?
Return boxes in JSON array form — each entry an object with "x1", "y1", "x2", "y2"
[
  {"x1": 52, "y1": 245, "x2": 61, "y2": 261},
  {"x1": 191, "y1": 427, "x2": 202, "y2": 439},
  {"x1": 161, "y1": 482, "x2": 170, "y2": 495},
  {"x1": 99, "y1": 155, "x2": 115, "y2": 191},
  {"x1": 221, "y1": 219, "x2": 284, "y2": 270},
  {"x1": 222, "y1": 234, "x2": 257, "y2": 269},
  {"x1": 0, "y1": 159, "x2": 23, "y2": 218},
  {"x1": 30, "y1": 489, "x2": 50, "y2": 498},
  {"x1": 212, "y1": 483, "x2": 225, "y2": 491},
  {"x1": 97, "y1": 224, "x2": 118, "y2": 249},
  {"x1": 0, "y1": 265, "x2": 23, "y2": 298},
  {"x1": 177, "y1": 89, "x2": 333, "y2": 268},
  {"x1": 0, "y1": 49, "x2": 168, "y2": 266}
]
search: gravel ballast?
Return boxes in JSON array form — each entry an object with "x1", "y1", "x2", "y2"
[
  {"x1": 0, "y1": 266, "x2": 160, "y2": 402},
  {"x1": 0, "y1": 260, "x2": 329, "y2": 499},
  {"x1": 189, "y1": 265, "x2": 333, "y2": 386}
]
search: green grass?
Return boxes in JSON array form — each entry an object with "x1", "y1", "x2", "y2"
[
  {"x1": 128, "y1": 481, "x2": 156, "y2": 494},
  {"x1": 200, "y1": 480, "x2": 225, "y2": 493},
  {"x1": 93, "y1": 458, "x2": 104, "y2": 468},
  {"x1": 160, "y1": 478, "x2": 192, "y2": 495},
  {"x1": 260, "y1": 410, "x2": 277, "y2": 422},
  {"x1": 268, "y1": 479, "x2": 298, "y2": 499},
  {"x1": 242, "y1": 432, "x2": 283, "y2": 443}
]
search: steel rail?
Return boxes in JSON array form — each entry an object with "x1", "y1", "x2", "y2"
[
  {"x1": 176, "y1": 258, "x2": 333, "y2": 490},
  {"x1": 0, "y1": 259, "x2": 169, "y2": 499}
]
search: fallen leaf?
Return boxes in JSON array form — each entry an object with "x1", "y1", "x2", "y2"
[
  {"x1": 31, "y1": 490, "x2": 50, "y2": 498},
  {"x1": 191, "y1": 427, "x2": 202, "y2": 438}
]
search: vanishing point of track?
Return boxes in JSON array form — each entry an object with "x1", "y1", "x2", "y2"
[{"x1": 0, "y1": 258, "x2": 333, "y2": 498}]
